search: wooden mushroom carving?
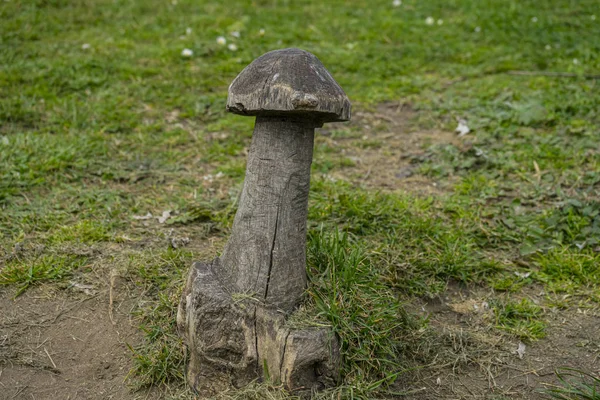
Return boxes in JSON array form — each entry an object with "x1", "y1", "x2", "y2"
[{"x1": 177, "y1": 48, "x2": 351, "y2": 395}]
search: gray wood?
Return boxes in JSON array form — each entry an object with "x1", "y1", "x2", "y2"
[
  {"x1": 178, "y1": 261, "x2": 340, "y2": 395},
  {"x1": 178, "y1": 48, "x2": 350, "y2": 394},
  {"x1": 216, "y1": 116, "x2": 315, "y2": 312},
  {"x1": 227, "y1": 48, "x2": 351, "y2": 123}
]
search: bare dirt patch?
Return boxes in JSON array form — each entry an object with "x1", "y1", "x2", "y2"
[
  {"x1": 0, "y1": 282, "x2": 153, "y2": 400},
  {"x1": 319, "y1": 103, "x2": 464, "y2": 194},
  {"x1": 0, "y1": 227, "x2": 216, "y2": 399},
  {"x1": 400, "y1": 284, "x2": 600, "y2": 399}
]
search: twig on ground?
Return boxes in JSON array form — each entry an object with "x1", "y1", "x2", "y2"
[
  {"x1": 11, "y1": 386, "x2": 27, "y2": 399},
  {"x1": 109, "y1": 270, "x2": 117, "y2": 325},
  {"x1": 49, "y1": 294, "x2": 99, "y2": 325},
  {"x1": 363, "y1": 166, "x2": 372, "y2": 181},
  {"x1": 43, "y1": 347, "x2": 57, "y2": 369}
]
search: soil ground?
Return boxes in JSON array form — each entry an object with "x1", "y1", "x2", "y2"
[
  {"x1": 2, "y1": 284, "x2": 598, "y2": 399},
  {"x1": 0, "y1": 283, "x2": 161, "y2": 400},
  {"x1": 2, "y1": 106, "x2": 598, "y2": 399}
]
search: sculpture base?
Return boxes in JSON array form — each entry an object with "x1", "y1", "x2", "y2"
[{"x1": 177, "y1": 261, "x2": 340, "y2": 396}]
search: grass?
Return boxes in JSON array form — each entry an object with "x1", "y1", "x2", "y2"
[
  {"x1": 1, "y1": 0, "x2": 599, "y2": 398},
  {"x1": 306, "y1": 228, "x2": 419, "y2": 393},
  {"x1": 491, "y1": 298, "x2": 546, "y2": 341},
  {"x1": 0, "y1": 254, "x2": 88, "y2": 296},
  {"x1": 545, "y1": 368, "x2": 600, "y2": 400},
  {"x1": 127, "y1": 247, "x2": 192, "y2": 387}
]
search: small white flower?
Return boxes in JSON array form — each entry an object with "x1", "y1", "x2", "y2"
[
  {"x1": 185, "y1": 27, "x2": 192, "y2": 35},
  {"x1": 216, "y1": 36, "x2": 227, "y2": 45},
  {"x1": 228, "y1": 43, "x2": 238, "y2": 51},
  {"x1": 437, "y1": 19, "x2": 443, "y2": 25},
  {"x1": 474, "y1": 26, "x2": 481, "y2": 32},
  {"x1": 259, "y1": 28, "x2": 265, "y2": 36},
  {"x1": 545, "y1": 44, "x2": 551, "y2": 50},
  {"x1": 392, "y1": 0, "x2": 401, "y2": 6},
  {"x1": 425, "y1": 16, "x2": 435, "y2": 25},
  {"x1": 591, "y1": 15, "x2": 596, "y2": 21},
  {"x1": 573, "y1": 58, "x2": 579, "y2": 65},
  {"x1": 181, "y1": 48, "x2": 193, "y2": 57},
  {"x1": 531, "y1": 16, "x2": 538, "y2": 23},
  {"x1": 231, "y1": 31, "x2": 240, "y2": 38},
  {"x1": 82, "y1": 43, "x2": 91, "y2": 50}
]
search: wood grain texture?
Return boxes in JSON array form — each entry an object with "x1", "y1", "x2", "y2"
[
  {"x1": 227, "y1": 48, "x2": 351, "y2": 123},
  {"x1": 216, "y1": 116, "x2": 316, "y2": 312},
  {"x1": 177, "y1": 261, "x2": 340, "y2": 395},
  {"x1": 178, "y1": 48, "x2": 349, "y2": 394}
]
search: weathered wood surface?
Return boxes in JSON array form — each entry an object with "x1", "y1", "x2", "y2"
[
  {"x1": 227, "y1": 48, "x2": 351, "y2": 123},
  {"x1": 177, "y1": 261, "x2": 340, "y2": 394},
  {"x1": 178, "y1": 48, "x2": 350, "y2": 395},
  {"x1": 216, "y1": 116, "x2": 315, "y2": 312}
]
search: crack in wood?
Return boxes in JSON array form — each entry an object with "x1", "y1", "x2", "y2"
[
  {"x1": 279, "y1": 330, "x2": 291, "y2": 382},
  {"x1": 263, "y1": 201, "x2": 280, "y2": 300},
  {"x1": 253, "y1": 307, "x2": 259, "y2": 372}
]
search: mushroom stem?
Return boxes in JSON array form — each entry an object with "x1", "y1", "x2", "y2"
[{"x1": 216, "y1": 116, "x2": 318, "y2": 312}]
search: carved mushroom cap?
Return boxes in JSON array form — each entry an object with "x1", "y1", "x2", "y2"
[{"x1": 227, "y1": 48, "x2": 351, "y2": 123}]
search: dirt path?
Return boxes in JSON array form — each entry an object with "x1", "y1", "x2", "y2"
[
  {"x1": 400, "y1": 286, "x2": 600, "y2": 399},
  {"x1": 0, "y1": 284, "x2": 158, "y2": 400}
]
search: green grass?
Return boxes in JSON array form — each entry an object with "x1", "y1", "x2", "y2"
[
  {"x1": 0, "y1": 254, "x2": 88, "y2": 296},
  {"x1": 127, "y1": 248, "x2": 192, "y2": 387},
  {"x1": 48, "y1": 219, "x2": 112, "y2": 244},
  {"x1": 545, "y1": 368, "x2": 600, "y2": 400},
  {"x1": 309, "y1": 179, "x2": 502, "y2": 296},
  {"x1": 306, "y1": 228, "x2": 419, "y2": 394},
  {"x1": 1, "y1": 0, "x2": 599, "y2": 397},
  {"x1": 491, "y1": 298, "x2": 546, "y2": 340}
]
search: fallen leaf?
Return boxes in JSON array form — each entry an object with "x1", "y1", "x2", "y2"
[
  {"x1": 69, "y1": 281, "x2": 96, "y2": 295},
  {"x1": 132, "y1": 212, "x2": 153, "y2": 220},
  {"x1": 514, "y1": 271, "x2": 531, "y2": 278},
  {"x1": 170, "y1": 237, "x2": 190, "y2": 249},
  {"x1": 449, "y1": 299, "x2": 478, "y2": 314},
  {"x1": 158, "y1": 210, "x2": 171, "y2": 224},
  {"x1": 455, "y1": 118, "x2": 470, "y2": 136},
  {"x1": 516, "y1": 342, "x2": 526, "y2": 359},
  {"x1": 395, "y1": 167, "x2": 414, "y2": 179}
]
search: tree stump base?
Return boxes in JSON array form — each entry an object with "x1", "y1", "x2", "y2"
[{"x1": 177, "y1": 261, "x2": 341, "y2": 396}]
